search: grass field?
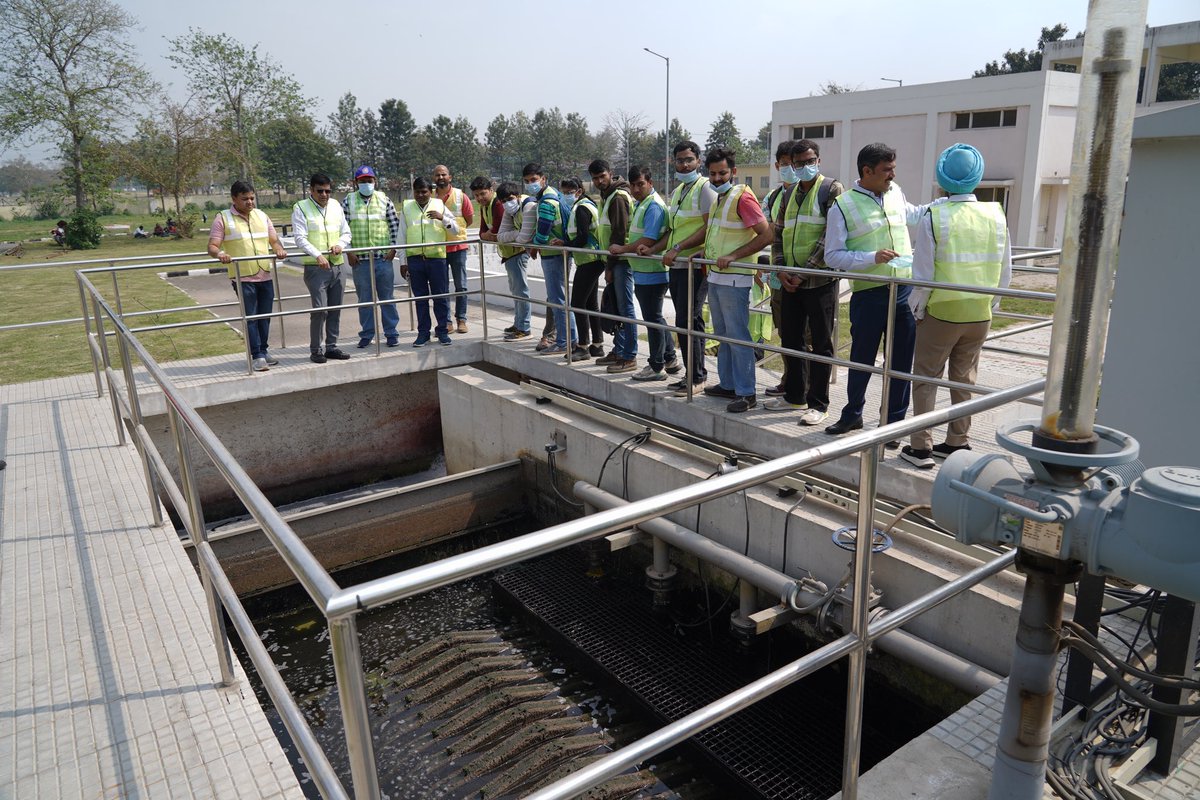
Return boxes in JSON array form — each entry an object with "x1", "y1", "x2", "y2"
[
  {"x1": 0, "y1": 211, "x2": 293, "y2": 243},
  {"x1": 0, "y1": 236, "x2": 252, "y2": 385}
]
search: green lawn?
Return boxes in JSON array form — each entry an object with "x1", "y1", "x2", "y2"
[
  {"x1": 0, "y1": 236, "x2": 253, "y2": 385},
  {"x1": 0, "y1": 211, "x2": 292, "y2": 243}
]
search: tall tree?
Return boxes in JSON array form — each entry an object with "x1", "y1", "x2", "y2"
[
  {"x1": 705, "y1": 111, "x2": 742, "y2": 160},
  {"x1": 1155, "y1": 62, "x2": 1200, "y2": 102},
  {"x1": 377, "y1": 98, "x2": 416, "y2": 186},
  {"x1": 0, "y1": 157, "x2": 57, "y2": 195},
  {"x1": 327, "y1": 92, "x2": 362, "y2": 176},
  {"x1": 0, "y1": 0, "x2": 154, "y2": 209},
  {"x1": 973, "y1": 24, "x2": 1070, "y2": 77},
  {"x1": 484, "y1": 114, "x2": 512, "y2": 177},
  {"x1": 530, "y1": 107, "x2": 569, "y2": 174},
  {"x1": 562, "y1": 113, "x2": 591, "y2": 176},
  {"x1": 258, "y1": 115, "x2": 340, "y2": 199},
  {"x1": 755, "y1": 122, "x2": 772, "y2": 150},
  {"x1": 120, "y1": 96, "x2": 217, "y2": 217},
  {"x1": 358, "y1": 109, "x2": 381, "y2": 176},
  {"x1": 167, "y1": 28, "x2": 303, "y2": 181},
  {"x1": 813, "y1": 80, "x2": 864, "y2": 95},
  {"x1": 602, "y1": 109, "x2": 649, "y2": 174},
  {"x1": 414, "y1": 115, "x2": 481, "y2": 180}
]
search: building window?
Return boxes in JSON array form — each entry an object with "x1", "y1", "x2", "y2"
[
  {"x1": 760, "y1": 176, "x2": 770, "y2": 188},
  {"x1": 974, "y1": 186, "x2": 1009, "y2": 210},
  {"x1": 953, "y1": 109, "x2": 1018, "y2": 130},
  {"x1": 791, "y1": 123, "x2": 834, "y2": 139}
]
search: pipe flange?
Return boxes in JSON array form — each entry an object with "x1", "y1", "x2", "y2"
[
  {"x1": 644, "y1": 564, "x2": 678, "y2": 591},
  {"x1": 729, "y1": 610, "x2": 755, "y2": 645},
  {"x1": 831, "y1": 526, "x2": 893, "y2": 553}
]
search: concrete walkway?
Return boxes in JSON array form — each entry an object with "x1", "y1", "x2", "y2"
[{"x1": 0, "y1": 374, "x2": 302, "y2": 799}]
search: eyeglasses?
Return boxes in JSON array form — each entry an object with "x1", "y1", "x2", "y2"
[
  {"x1": 795, "y1": 157, "x2": 819, "y2": 166},
  {"x1": 313, "y1": 189, "x2": 333, "y2": 195}
]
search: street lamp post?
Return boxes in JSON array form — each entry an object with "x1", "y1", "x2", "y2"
[
  {"x1": 881, "y1": 77, "x2": 903, "y2": 87},
  {"x1": 644, "y1": 47, "x2": 670, "y2": 190}
]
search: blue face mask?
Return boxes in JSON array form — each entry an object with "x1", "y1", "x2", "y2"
[
  {"x1": 560, "y1": 193, "x2": 575, "y2": 215},
  {"x1": 778, "y1": 165, "x2": 798, "y2": 184},
  {"x1": 712, "y1": 181, "x2": 733, "y2": 194},
  {"x1": 524, "y1": 181, "x2": 541, "y2": 196},
  {"x1": 358, "y1": 182, "x2": 374, "y2": 197},
  {"x1": 675, "y1": 169, "x2": 699, "y2": 182},
  {"x1": 796, "y1": 163, "x2": 820, "y2": 182}
]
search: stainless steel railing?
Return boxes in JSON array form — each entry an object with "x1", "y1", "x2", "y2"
[{"x1": 66, "y1": 238, "x2": 1053, "y2": 799}]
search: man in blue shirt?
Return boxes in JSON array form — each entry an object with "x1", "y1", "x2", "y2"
[{"x1": 609, "y1": 165, "x2": 680, "y2": 380}]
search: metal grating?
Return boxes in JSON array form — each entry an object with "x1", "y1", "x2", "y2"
[{"x1": 493, "y1": 548, "x2": 897, "y2": 800}]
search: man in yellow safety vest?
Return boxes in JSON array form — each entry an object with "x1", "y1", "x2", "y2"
[{"x1": 292, "y1": 172, "x2": 353, "y2": 363}]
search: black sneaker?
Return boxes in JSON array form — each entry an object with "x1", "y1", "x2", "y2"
[
  {"x1": 702, "y1": 384, "x2": 737, "y2": 399},
  {"x1": 310, "y1": 352, "x2": 327, "y2": 364},
  {"x1": 588, "y1": 344, "x2": 605, "y2": 358},
  {"x1": 569, "y1": 345, "x2": 592, "y2": 361},
  {"x1": 932, "y1": 443, "x2": 973, "y2": 459},
  {"x1": 885, "y1": 440, "x2": 901, "y2": 450},
  {"x1": 325, "y1": 348, "x2": 351, "y2": 360},
  {"x1": 357, "y1": 338, "x2": 372, "y2": 348},
  {"x1": 900, "y1": 446, "x2": 936, "y2": 469},
  {"x1": 727, "y1": 395, "x2": 757, "y2": 413},
  {"x1": 825, "y1": 417, "x2": 864, "y2": 436}
]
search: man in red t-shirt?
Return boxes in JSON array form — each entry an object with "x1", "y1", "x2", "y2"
[{"x1": 434, "y1": 165, "x2": 475, "y2": 333}]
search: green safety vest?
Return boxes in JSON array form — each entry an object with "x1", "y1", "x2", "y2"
[
  {"x1": 781, "y1": 176, "x2": 827, "y2": 266},
  {"x1": 567, "y1": 196, "x2": 601, "y2": 264},
  {"x1": 834, "y1": 185, "x2": 913, "y2": 292},
  {"x1": 667, "y1": 175, "x2": 709, "y2": 258},
  {"x1": 595, "y1": 188, "x2": 633, "y2": 251},
  {"x1": 704, "y1": 184, "x2": 758, "y2": 275},
  {"x1": 928, "y1": 201, "x2": 1007, "y2": 323},
  {"x1": 629, "y1": 192, "x2": 667, "y2": 273},
  {"x1": 482, "y1": 197, "x2": 524, "y2": 259},
  {"x1": 296, "y1": 198, "x2": 345, "y2": 266},
  {"x1": 533, "y1": 186, "x2": 565, "y2": 244},
  {"x1": 439, "y1": 186, "x2": 469, "y2": 244},
  {"x1": 219, "y1": 208, "x2": 274, "y2": 278},
  {"x1": 401, "y1": 197, "x2": 450, "y2": 258},
  {"x1": 345, "y1": 190, "x2": 391, "y2": 249}
]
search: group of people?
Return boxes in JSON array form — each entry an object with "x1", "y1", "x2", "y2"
[{"x1": 205, "y1": 137, "x2": 1010, "y2": 466}]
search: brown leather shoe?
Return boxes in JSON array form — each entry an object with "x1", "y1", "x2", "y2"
[{"x1": 456, "y1": 320, "x2": 468, "y2": 334}]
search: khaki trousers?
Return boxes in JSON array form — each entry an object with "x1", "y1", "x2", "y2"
[{"x1": 910, "y1": 315, "x2": 990, "y2": 451}]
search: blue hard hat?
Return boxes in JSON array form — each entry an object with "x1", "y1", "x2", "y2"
[{"x1": 936, "y1": 144, "x2": 984, "y2": 194}]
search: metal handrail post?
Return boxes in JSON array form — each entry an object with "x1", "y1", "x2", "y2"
[
  {"x1": 109, "y1": 264, "x2": 123, "y2": 318},
  {"x1": 841, "y1": 442, "x2": 880, "y2": 800},
  {"x1": 831, "y1": 281, "x2": 842, "y2": 385},
  {"x1": 115, "y1": 332, "x2": 163, "y2": 527},
  {"x1": 91, "y1": 298, "x2": 125, "y2": 446},
  {"x1": 77, "y1": 275, "x2": 102, "y2": 397},
  {"x1": 686, "y1": 257, "x2": 695, "y2": 402},
  {"x1": 877, "y1": 280, "x2": 898, "y2": 460},
  {"x1": 369, "y1": 250, "x2": 382, "y2": 357},
  {"x1": 562, "y1": 247, "x2": 573, "y2": 364},
  {"x1": 271, "y1": 257, "x2": 287, "y2": 349},
  {"x1": 329, "y1": 616, "x2": 381, "y2": 800},
  {"x1": 168, "y1": 405, "x2": 236, "y2": 686},
  {"x1": 478, "y1": 243, "x2": 489, "y2": 338},
  {"x1": 232, "y1": 268, "x2": 253, "y2": 375},
  {"x1": 406, "y1": 265, "x2": 415, "y2": 331}
]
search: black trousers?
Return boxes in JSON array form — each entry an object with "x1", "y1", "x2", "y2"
[
  {"x1": 780, "y1": 281, "x2": 838, "y2": 411},
  {"x1": 668, "y1": 267, "x2": 709, "y2": 382},
  {"x1": 570, "y1": 260, "x2": 606, "y2": 344}
]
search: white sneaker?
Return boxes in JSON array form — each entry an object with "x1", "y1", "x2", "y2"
[
  {"x1": 252, "y1": 357, "x2": 270, "y2": 372},
  {"x1": 631, "y1": 365, "x2": 665, "y2": 381},
  {"x1": 763, "y1": 398, "x2": 807, "y2": 412},
  {"x1": 799, "y1": 408, "x2": 828, "y2": 426}
]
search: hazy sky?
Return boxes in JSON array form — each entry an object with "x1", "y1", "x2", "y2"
[{"x1": 6, "y1": 0, "x2": 1197, "y2": 164}]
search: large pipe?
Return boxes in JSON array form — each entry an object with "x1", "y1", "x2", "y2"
[{"x1": 575, "y1": 483, "x2": 1000, "y2": 696}]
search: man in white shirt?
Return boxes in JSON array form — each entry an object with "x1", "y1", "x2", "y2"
[{"x1": 292, "y1": 172, "x2": 353, "y2": 363}]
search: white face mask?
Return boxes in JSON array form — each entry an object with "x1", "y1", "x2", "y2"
[
  {"x1": 503, "y1": 198, "x2": 520, "y2": 215},
  {"x1": 358, "y1": 181, "x2": 375, "y2": 197}
]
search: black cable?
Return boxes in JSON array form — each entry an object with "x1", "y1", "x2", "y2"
[
  {"x1": 546, "y1": 449, "x2": 584, "y2": 511},
  {"x1": 596, "y1": 430, "x2": 650, "y2": 490}
]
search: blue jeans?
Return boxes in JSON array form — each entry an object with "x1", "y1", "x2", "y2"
[
  {"x1": 233, "y1": 279, "x2": 274, "y2": 359},
  {"x1": 708, "y1": 282, "x2": 756, "y2": 397},
  {"x1": 541, "y1": 254, "x2": 577, "y2": 348},
  {"x1": 353, "y1": 256, "x2": 399, "y2": 341},
  {"x1": 447, "y1": 248, "x2": 469, "y2": 322},
  {"x1": 610, "y1": 260, "x2": 637, "y2": 359},
  {"x1": 504, "y1": 252, "x2": 531, "y2": 332},
  {"x1": 668, "y1": 268, "x2": 708, "y2": 382},
  {"x1": 839, "y1": 284, "x2": 916, "y2": 424},
  {"x1": 634, "y1": 282, "x2": 676, "y2": 371},
  {"x1": 407, "y1": 256, "x2": 450, "y2": 336}
]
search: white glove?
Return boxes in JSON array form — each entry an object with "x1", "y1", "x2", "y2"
[{"x1": 908, "y1": 287, "x2": 930, "y2": 321}]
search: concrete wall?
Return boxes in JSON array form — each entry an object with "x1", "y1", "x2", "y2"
[{"x1": 438, "y1": 365, "x2": 1028, "y2": 675}]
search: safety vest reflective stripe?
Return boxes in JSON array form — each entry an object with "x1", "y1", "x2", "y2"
[
  {"x1": 835, "y1": 185, "x2": 913, "y2": 292},
  {"x1": 704, "y1": 184, "x2": 758, "y2": 275},
  {"x1": 567, "y1": 197, "x2": 601, "y2": 264},
  {"x1": 928, "y1": 201, "x2": 1007, "y2": 323},
  {"x1": 401, "y1": 198, "x2": 449, "y2": 258},
  {"x1": 345, "y1": 191, "x2": 391, "y2": 249},
  {"x1": 220, "y1": 208, "x2": 274, "y2": 278},
  {"x1": 439, "y1": 187, "x2": 468, "y2": 243},
  {"x1": 628, "y1": 192, "x2": 667, "y2": 273},
  {"x1": 781, "y1": 175, "x2": 827, "y2": 267},
  {"x1": 595, "y1": 189, "x2": 633, "y2": 252},
  {"x1": 667, "y1": 176, "x2": 708, "y2": 257},
  {"x1": 297, "y1": 198, "x2": 346, "y2": 266}
]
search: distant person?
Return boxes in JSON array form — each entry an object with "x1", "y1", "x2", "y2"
[
  {"x1": 553, "y1": 176, "x2": 606, "y2": 357},
  {"x1": 201, "y1": 212, "x2": 208, "y2": 224},
  {"x1": 133, "y1": 225, "x2": 148, "y2": 238},
  {"x1": 342, "y1": 165, "x2": 400, "y2": 348},
  {"x1": 153, "y1": 223, "x2": 166, "y2": 237},
  {"x1": 208, "y1": 180, "x2": 288, "y2": 372},
  {"x1": 494, "y1": 181, "x2": 534, "y2": 341},
  {"x1": 293, "y1": 172, "x2": 353, "y2": 364},
  {"x1": 433, "y1": 165, "x2": 474, "y2": 334},
  {"x1": 699, "y1": 147, "x2": 773, "y2": 413},
  {"x1": 590, "y1": 159, "x2": 636, "y2": 372},
  {"x1": 761, "y1": 139, "x2": 798, "y2": 397},
  {"x1": 901, "y1": 144, "x2": 1011, "y2": 469},
  {"x1": 824, "y1": 142, "x2": 928, "y2": 438},
  {"x1": 51, "y1": 221, "x2": 66, "y2": 246},
  {"x1": 397, "y1": 176, "x2": 459, "y2": 346}
]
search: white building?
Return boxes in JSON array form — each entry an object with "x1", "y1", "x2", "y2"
[{"x1": 770, "y1": 70, "x2": 1081, "y2": 248}]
